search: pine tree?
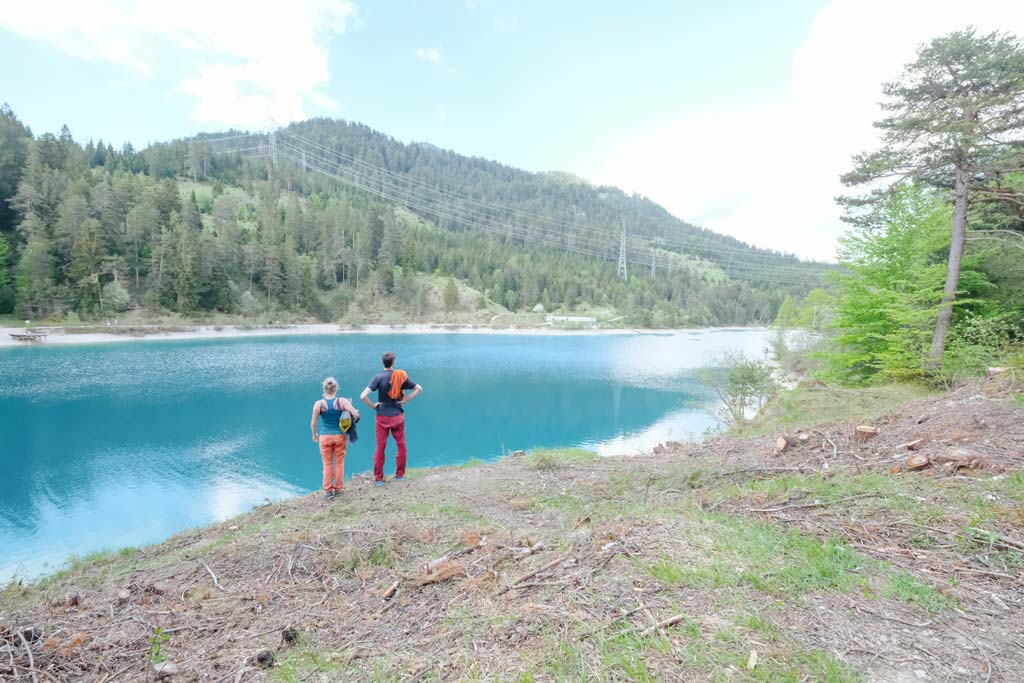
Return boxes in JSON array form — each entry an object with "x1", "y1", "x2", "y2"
[
  {"x1": 15, "y1": 231, "x2": 54, "y2": 317},
  {"x1": 167, "y1": 212, "x2": 197, "y2": 311},
  {"x1": 842, "y1": 29, "x2": 1024, "y2": 364},
  {"x1": 69, "y1": 218, "x2": 105, "y2": 312},
  {"x1": 443, "y1": 277, "x2": 459, "y2": 311}
]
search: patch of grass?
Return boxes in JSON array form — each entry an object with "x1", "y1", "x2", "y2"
[
  {"x1": 521, "y1": 447, "x2": 598, "y2": 471},
  {"x1": 595, "y1": 631, "x2": 669, "y2": 682},
  {"x1": 1014, "y1": 393, "x2": 1024, "y2": 406},
  {"x1": 550, "y1": 612, "x2": 865, "y2": 683},
  {"x1": 268, "y1": 646, "x2": 343, "y2": 683},
  {"x1": 691, "y1": 512, "x2": 868, "y2": 595},
  {"x1": 530, "y1": 492, "x2": 587, "y2": 514},
  {"x1": 327, "y1": 545, "x2": 363, "y2": 575},
  {"x1": 657, "y1": 464, "x2": 704, "y2": 492},
  {"x1": 883, "y1": 571, "x2": 954, "y2": 613},
  {"x1": 649, "y1": 510, "x2": 955, "y2": 614},
  {"x1": 403, "y1": 502, "x2": 487, "y2": 525},
  {"x1": 31, "y1": 545, "x2": 142, "y2": 591},
  {"x1": 541, "y1": 632, "x2": 591, "y2": 680},
  {"x1": 647, "y1": 557, "x2": 735, "y2": 589},
  {"x1": 368, "y1": 540, "x2": 393, "y2": 566},
  {"x1": 732, "y1": 382, "x2": 931, "y2": 437},
  {"x1": 721, "y1": 473, "x2": 926, "y2": 519}
]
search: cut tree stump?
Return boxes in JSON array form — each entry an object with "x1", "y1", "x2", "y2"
[
  {"x1": 774, "y1": 433, "x2": 811, "y2": 454},
  {"x1": 854, "y1": 426, "x2": 879, "y2": 443},
  {"x1": 906, "y1": 454, "x2": 930, "y2": 471},
  {"x1": 986, "y1": 366, "x2": 1010, "y2": 379}
]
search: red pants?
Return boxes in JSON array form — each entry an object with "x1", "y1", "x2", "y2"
[
  {"x1": 319, "y1": 434, "x2": 347, "y2": 492},
  {"x1": 374, "y1": 414, "x2": 407, "y2": 481}
]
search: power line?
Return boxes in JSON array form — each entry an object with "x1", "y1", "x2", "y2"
[
  {"x1": 276, "y1": 126, "x2": 816, "y2": 265},
  {"x1": 270, "y1": 143, "x2": 817, "y2": 286},
  {"x1": 618, "y1": 222, "x2": 628, "y2": 281},
  {"x1": 191, "y1": 132, "x2": 263, "y2": 145},
  {"x1": 225, "y1": 131, "x2": 820, "y2": 285},
  {"x1": 270, "y1": 140, "x2": 821, "y2": 285}
]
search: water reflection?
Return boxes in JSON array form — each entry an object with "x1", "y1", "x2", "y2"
[{"x1": 0, "y1": 330, "x2": 769, "y2": 580}]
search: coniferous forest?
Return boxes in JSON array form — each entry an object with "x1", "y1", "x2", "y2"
[{"x1": 0, "y1": 106, "x2": 826, "y2": 327}]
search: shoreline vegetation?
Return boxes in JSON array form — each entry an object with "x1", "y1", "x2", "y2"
[
  {"x1": 2, "y1": 378, "x2": 1022, "y2": 681},
  {"x1": 0, "y1": 319, "x2": 764, "y2": 348}
]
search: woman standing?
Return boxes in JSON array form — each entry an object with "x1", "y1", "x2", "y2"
[{"x1": 311, "y1": 377, "x2": 359, "y2": 499}]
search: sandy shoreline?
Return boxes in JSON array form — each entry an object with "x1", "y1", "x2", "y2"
[{"x1": 0, "y1": 322, "x2": 688, "y2": 348}]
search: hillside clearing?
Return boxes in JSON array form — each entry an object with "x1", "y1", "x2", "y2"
[{"x1": 2, "y1": 382, "x2": 1023, "y2": 682}]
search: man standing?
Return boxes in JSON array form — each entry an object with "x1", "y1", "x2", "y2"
[{"x1": 361, "y1": 351, "x2": 423, "y2": 486}]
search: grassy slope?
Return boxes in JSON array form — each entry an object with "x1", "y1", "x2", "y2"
[
  {"x1": 3, "y1": 383, "x2": 1023, "y2": 682},
  {"x1": 731, "y1": 381, "x2": 933, "y2": 437}
]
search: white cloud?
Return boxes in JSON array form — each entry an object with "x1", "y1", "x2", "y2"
[
  {"x1": 437, "y1": 106, "x2": 449, "y2": 124},
  {"x1": 416, "y1": 47, "x2": 443, "y2": 63},
  {"x1": 0, "y1": 0, "x2": 356, "y2": 129},
  {"x1": 593, "y1": 0, "x2": 1024, "y2": 261}
]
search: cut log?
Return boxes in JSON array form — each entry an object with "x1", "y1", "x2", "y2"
[
  {"x1": 414, "y1": 560, "x2": 466, "y2": 586},
  {"x1": 153, "y1": 661, "x2": 179, "y2": 678},
  {"x1": 906, "y1": 454, "x2": 930, "y2": 471},
  {"x1": 854, "y1": 426, "x2": 879, "y2": 443},
  {"x1": 774, "y1": 437, "x2": 790, "y2": 453}
]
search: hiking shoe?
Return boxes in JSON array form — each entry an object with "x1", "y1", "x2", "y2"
[
  {"x1": 323, "y1": 490, "x2": 333, "y2": 499},
  {"x1": 374, "y1": 481, "x2": 385, "y2": 487},
  {"x1": 394, "y1": 476, "x2": 405, "y2": 481}
]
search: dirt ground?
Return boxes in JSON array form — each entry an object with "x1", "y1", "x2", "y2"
[{"x1": 2, "y1": 380, "x2": 1022, "y2": 682}]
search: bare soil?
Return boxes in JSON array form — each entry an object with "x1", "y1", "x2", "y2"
[{"x1": 2, "y1": 380, "x2": 1023, "y2": 682}]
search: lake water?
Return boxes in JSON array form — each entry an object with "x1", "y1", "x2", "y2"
[{"x1": 0, "y1": 329, "x2": 769, "y2": 580}]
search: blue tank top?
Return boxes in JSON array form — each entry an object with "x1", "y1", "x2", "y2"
[{"x1": 318, "y1": 398, "x2": 344, "y2": 435}]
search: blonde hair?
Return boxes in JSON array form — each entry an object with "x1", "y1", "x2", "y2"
[{"x1": 322, "y1": 377, "x2": 338, "y2": 395}]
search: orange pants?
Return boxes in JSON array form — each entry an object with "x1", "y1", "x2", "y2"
[{"x1": 319, "y1": 434, "x2": 348, "y2": 492}]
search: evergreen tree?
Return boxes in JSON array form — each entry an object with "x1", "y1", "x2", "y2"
[
  {"x1": 15, "y1": 231, "x2": 54, "y2": 317},
  {"x1": 0, "y1": 103, "x2": 32, "y2": 233},
  {"x1": 443, "y1": 277, "x2": 459, "y2": 311},
  {"x1": 69, "y1": 218, "x2": 105, "y2": 312},
  {"x1": 842, "y1": 28, "x2": 1024, "y2": 364}
]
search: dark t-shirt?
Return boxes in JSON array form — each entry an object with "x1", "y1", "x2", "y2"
[{"x1": 369, "y1": 370, "x2": 417, "y2": 417}]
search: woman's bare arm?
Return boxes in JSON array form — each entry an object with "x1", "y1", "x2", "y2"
[{"x1": 311, "y1": 402, "x2": 321, "y2": 441}]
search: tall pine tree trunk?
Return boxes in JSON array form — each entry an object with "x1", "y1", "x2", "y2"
[{"x1": 929, "y1": 165, "x2": 969, "y2": 364}]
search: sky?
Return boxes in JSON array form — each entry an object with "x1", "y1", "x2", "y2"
[{"x1": 2, "y1": 0, "x2": 1023, "y2": 261}]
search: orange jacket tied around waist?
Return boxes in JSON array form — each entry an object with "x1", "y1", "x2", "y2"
[{"x1": 388, "y1": 369, "x2": 409, "y2": 400}]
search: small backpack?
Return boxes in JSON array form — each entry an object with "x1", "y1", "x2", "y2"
[{"x1": 321, "y1": 399, "x2": 352, "y2": 433}]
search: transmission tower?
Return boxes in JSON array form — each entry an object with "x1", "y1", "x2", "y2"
[
  {"x1": 617, "y1": 221, "x2": 628, "y2": 280},
  {"x1": 269, "y1": 125, "x2": 278, "y2": 172}
]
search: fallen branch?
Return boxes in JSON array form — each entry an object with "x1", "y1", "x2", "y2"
[
  {"x1": 203, "y1": 561, "x2": 229, "y2": 592},
  {"x1": 508, "y1": 580, "x2": 568, "y2": 591},
  {"x1": 748, "y1": 492, "x2": 881, "y2": 514},
  {"x1": 496, "y1": 555, "x2": 566, "y2": 596},
  {"x1": 640, "y1": 612, "x2": 688, "y2": 635},
  {"x1": 581, "y1": 606, "x2": 646, "y2": 639},
  {"x1": 16, "y1": 630, "x2": 38, "y2": 683}
]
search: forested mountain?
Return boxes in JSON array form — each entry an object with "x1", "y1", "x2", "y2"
[{"x1": 0, "y1": 105, "x2": 827, "y2": 327}]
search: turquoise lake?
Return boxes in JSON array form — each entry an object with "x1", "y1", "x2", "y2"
[{"x1": 0, "y1": 329, "x2": 769, "y2": 580}]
